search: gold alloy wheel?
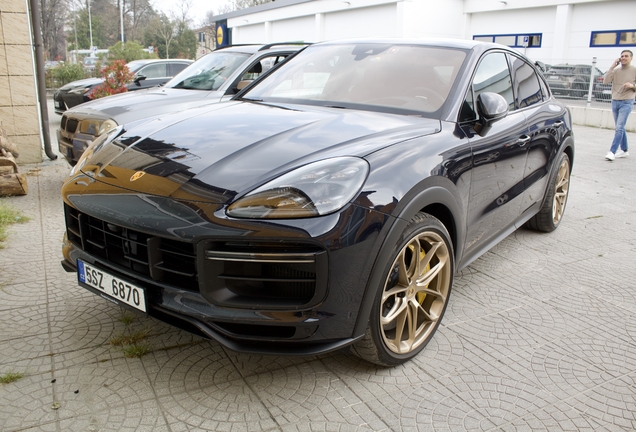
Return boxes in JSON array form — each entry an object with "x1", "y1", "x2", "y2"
[
  {"x1": 552, "y1": 157, "x2": 570, "y2": 225},
  {"x1": 380, "y1": 231, "x2": 451, "y2": 355}
]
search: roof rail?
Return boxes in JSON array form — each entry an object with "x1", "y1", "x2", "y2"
[{"x1": 258, "y1": 42, "x2": 312, "y2": 51}]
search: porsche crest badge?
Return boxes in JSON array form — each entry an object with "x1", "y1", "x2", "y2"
[{"x1": 130, "y1": 171, "x2": 146, "y2": 182}]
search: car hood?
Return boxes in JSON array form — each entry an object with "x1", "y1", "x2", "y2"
[
  {"x1": 62, "y1": 87, "x2": 223, "y2": 125},
  {"x1": 59, "y1": 77, "x2": 103, "y2": 91},
  {"x1": 76, "y1": 101, "x2": 441, "y2": 204}
]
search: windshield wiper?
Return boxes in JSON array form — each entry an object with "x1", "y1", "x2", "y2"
[{"x1": 240, "y1": 97, "x2": 263, "y2": 102}]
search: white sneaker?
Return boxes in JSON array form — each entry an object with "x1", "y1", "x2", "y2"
[
  {"x1": 605, "y1": 152, "x2": 615, "y2": 161},
  {"x1": 616, "y1": 150, "x2": 629, "y2": 158}
]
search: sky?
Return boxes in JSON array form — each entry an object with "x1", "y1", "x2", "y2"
[{"x1": 151, "y1": 0, "x2": 232, "y2": 27}]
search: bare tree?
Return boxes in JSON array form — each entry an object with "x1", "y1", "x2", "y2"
[
  {"x1": 155, "y1": 13, "x2": 176, "y2": 58},
  {"x1": 125, "y1": 0, "x2": 156, "y2": 43},
  {"x1": 40, "y1": 0, "x2": 68, "y2": 60}
]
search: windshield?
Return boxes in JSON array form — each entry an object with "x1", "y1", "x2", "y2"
[
  {"x1": 164, "y1": 52, "x2": 251, "y2": 91},
  {"x1": 242, "y1": 43, "x2": 467, "y2": 114}
]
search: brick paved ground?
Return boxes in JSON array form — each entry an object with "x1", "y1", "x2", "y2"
[{"x1": 0, "y1": 110, "x2": 635, "y2": 430}]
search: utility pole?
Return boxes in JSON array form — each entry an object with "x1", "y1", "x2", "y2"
[
  {"x1": 87, "y1": 0, "x2": 94, "y2": 50},
  {"x1": 73, "y1": 1, "x2": 79, "y2": 61},
  {"x1": 120, "y1": 0, "x2": 125, "y2": 43}
]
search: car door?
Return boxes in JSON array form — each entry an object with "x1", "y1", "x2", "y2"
[
  {"x1": 509, "y1": 54, "x2": 567, "y2": 217},
  {"x1": 460, "y1": 51, "x2": 530, "y2": 257}
]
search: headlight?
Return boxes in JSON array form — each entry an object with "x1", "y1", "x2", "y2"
[
  {"x1": 98, "y1": 119, "x2": 118, "y2": 136},
  {"x1": 79, "y1": 119, "x2": 102, "y2": 136},
  {"x1": 227, "y1": 157, "x2": 369, "y2": 219}
]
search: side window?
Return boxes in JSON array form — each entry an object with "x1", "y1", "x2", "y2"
[
  {"x1": 459, "y1": 52, "x2": 513, "y2": 123},
  {"x1": 138, "y1": 63, "x2": 167, "y2": 79},
  {"x1": 169, "y1": 62, "x2": 189, "y2": 77},
  {"x1": 240, "y1": 54, "x2": 289, "y2": 81},
  {"x1": 509, "y1": 55, "x2": 542, "y2": 108},
  {"x1": 473, "y1": 52, "x2": 514, "y2": 110}
]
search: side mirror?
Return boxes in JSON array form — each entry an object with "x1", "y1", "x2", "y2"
[
  {"x1": 133, "y1": 74, "x2": 147, "y2": 85},
  {"x1": 475, "y1": 92, "x2": 509, "y2": 136}
]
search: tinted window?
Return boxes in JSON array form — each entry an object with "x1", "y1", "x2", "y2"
[
  {"x1": 461, "y1": 52, "x2": 514, "y2": 122},
  {"x1": 509, "y1": 55, "x2": 542, "y2": 108},
  {"x1": 139, "y1": 63, "x2": 167, "y2": 79},
  {"x1": 473, "y1": 52, "x2": 514, "y2": 110},
  {"x1": 169, "y1": 62, "x2": 190, "y2": 76}
]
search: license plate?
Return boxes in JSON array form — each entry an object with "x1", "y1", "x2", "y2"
[
  {"x1": 55, "y1": 101, "x2": 63, "y2": 108},
  {"x1": 549, "y1": 76, "x2": 559, "y2": 80},
  {"x1": 78, "y1": 260, "x2": 147, "y2": 312}
]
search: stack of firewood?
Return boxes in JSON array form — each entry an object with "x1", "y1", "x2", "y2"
[{"x1": 0, "y1": 124, "x2": 28, "y2": 196}]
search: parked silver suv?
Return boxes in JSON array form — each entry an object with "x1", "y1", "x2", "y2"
[{"x1": 57, "y1": 43, "x2": 308, "y2": 165}]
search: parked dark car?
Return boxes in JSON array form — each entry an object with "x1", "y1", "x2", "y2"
[
  {"x1": 61, "y1": 38, "x2": 574, "y2": 366},
  {"x1": 544, "y1": 63, "x2": 604, "y2": 98},
  {"x1": 53, "y1": 58, "x2": 193, "y2": 114},
  {"x1": 593, "y1": 79, "x2": 614, "y2": 102},
  {"x1": 57, "y1": 43, "x2": 307, "y2": 166}
]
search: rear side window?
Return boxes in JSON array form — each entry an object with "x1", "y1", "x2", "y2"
[
  {"x1": 509, "y1": 55, "x2": 542, "y2": 108},
  {"x1": 169, "y1": 62, "x2": 190, "y2": 76},
  {"x1": 139, "y1": 63, "x2": 167, "y2": 79}
]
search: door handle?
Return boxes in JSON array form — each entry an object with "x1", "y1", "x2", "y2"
[
  {"x1": 554, "y1": 121, "x2": 564, "y2": 127},
  {"x1": 516, "y1": 135, "x2": 531, "y2": 146}
]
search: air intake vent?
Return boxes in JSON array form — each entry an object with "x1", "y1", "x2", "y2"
[{"x1": 201, "y1": 241, "x2": 328, "y2": 309}]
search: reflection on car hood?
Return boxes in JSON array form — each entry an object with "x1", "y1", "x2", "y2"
[
  {"x1": 77, "y1": 101, "x2": 441, "y2": 204},
  {"x1": 59, "y1": 77, "x2": 103, "y2": 91},
  {"x1": 63, "y1": 87, "x2": 224, "y2": 124}
]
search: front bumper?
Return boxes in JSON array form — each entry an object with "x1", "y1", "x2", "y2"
[{"x1": 61, "y1": 198, "x2": 392, "y2": 356}]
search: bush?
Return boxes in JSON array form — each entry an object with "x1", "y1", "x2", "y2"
[
  {"x1": 48, "y1": 62, "x2": 87, "y2": 87},
  {"x1": 87, "y1": 60, "x2": 134, "y2": 100}
]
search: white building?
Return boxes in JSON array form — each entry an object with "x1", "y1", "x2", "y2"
[{"x1": 215, "y1": 0, "x2": 636, "y2": 70}]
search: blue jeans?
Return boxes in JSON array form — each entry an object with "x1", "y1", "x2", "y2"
[{"x1": 610, "y1": 99, "x2": 633, "y2": 153}]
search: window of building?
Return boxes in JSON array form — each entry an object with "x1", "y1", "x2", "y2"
[
  {"x1": 473, "y1": 34, "x2": 542, "y2": 48},
  {"x1": 591, "y1": 30, "x2": 636, "y2": 47}
]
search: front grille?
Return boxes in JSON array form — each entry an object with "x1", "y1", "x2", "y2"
[
  {"x1": 65, "y1": 204, "x2": 198, "y2": 292},
  {"x1": 201, "y1": 241, "x2": 327, "y2": 308},
  {"x1": 61, "y1": 116, "x2": 78, "y2": 133}
]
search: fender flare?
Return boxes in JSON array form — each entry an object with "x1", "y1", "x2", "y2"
[{"x1": 352, "y1": 184, "x2": 464, "y2": 337}]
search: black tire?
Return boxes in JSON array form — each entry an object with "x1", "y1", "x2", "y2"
[
  {"x1": 525, "y1": 152, "x2": 571, "y2": 232},
  {"x1": 351, "y1": 212, "x2": 454, "y2": 366}
]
